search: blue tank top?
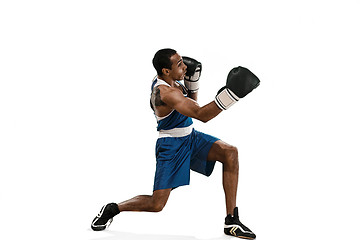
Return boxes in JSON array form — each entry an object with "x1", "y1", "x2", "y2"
[{"x1": 151, "y1": 78, "x2": 193, "y2": 131}]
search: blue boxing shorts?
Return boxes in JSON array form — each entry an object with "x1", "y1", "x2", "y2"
[{"x1": 153, "y1": 127, "x2": 219, "y2": 191}]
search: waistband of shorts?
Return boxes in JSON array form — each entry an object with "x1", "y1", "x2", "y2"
[{"x1": 158, "y1": 125, "x2": 193, "y2": 138}]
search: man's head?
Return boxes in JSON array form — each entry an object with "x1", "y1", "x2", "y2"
[{"x1": 152, "y1": 48, "x2": 187, "y2": 80}]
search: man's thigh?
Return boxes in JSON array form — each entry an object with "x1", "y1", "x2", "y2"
[{"x1": 207, "y1": 140, "x2": 236, "y2": 163}]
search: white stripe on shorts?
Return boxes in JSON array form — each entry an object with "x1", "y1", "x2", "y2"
[{"x1": 158, "y1": 125, "x2": 193, "y2": 138}]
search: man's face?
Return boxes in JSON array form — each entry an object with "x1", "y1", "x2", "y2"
[{"x1": 167, "y1": 53, "x2": 187, "y2": 80}]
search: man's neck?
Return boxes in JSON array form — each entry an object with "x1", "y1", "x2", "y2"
[{"x1": 158, "y1": 75, "x2": 176, "y2": 87}]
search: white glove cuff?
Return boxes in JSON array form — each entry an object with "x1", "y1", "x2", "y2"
[
  {"x1": 184, "y1": 80, "x2": 199, "y2": 92},
  {"x1": 215, "y1": 88, "x2": 239, "y2": 110}
]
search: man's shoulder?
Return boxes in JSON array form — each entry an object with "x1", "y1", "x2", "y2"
[{"x1": 156, "y1": 84, "x2": 182, "y2": 94}]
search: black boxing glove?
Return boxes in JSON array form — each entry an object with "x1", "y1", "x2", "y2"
[
  {"x1": 182, "y1": 56, "x2": 202, "y2": 93},
  {"x1": 215, "y1": 66, "x2": 260, "y2": 110}
]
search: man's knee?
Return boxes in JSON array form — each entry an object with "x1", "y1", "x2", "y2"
[
  {"x1": 151, "y1": 200, "x2": 166, "y2": 212},
  {"x1": 151, "y1": 189, "x2": 170, "y2": 212},
  {"x1": 223, "y1": 145, "x2": 239, "y2": 168},
  {"x1": 209, "y1": 141, "x2": 238, "y2": 163},
  {"x1": 225, "y1": 145, "x2": 238, "y2": 158}
]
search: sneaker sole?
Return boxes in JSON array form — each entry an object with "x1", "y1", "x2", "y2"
[
  {"x1": 225, "y1": 225, "x2": 256, "y2": 239},
  {"x1": 224, "y1": 231, "x2": 255, "y2": 239},
  {"x1": 91, "y1": 217, "x2": 113, "y2": 231}
]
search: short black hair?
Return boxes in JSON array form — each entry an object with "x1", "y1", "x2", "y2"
[{"x1": 152, "y1": 48, "x2": 177, "y2": 76}]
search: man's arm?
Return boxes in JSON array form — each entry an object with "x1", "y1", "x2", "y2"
[
  {"x1": 188, "y1": 91, "x2": 198, "y2": 102},
  {"x1": 160, "y1": 86, "x2": 221, "y2": 123}
]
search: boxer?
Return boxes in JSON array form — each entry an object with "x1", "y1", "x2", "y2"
[{"x1": 91, "y1": 48, "x2": 259, "y2": 239}]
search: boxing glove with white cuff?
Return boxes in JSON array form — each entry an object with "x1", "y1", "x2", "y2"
[
  {"x1": 182, "y1": 56, "x2": 202, "y2": 93},
  {"x1": 215, "y1": 66, "x2": 260, "y2": 110}
]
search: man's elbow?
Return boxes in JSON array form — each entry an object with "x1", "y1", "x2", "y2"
[
  {"x1": 200, "y1": 118, "x2": 210, "y2": 123},
  {"x1": 194, "y1": 112, "x2": 211, "y2": 123}
]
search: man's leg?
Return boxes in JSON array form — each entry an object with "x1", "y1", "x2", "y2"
[
  {"x1": 117, "y1": 188, "x2": 171, "y2": 212},
  {"x1": 207, "y1": 140, "x2": 256, "y2": 239},
  {"x1": 206, "y1": 140, "x2": 239, "y2": 215},
  {"x1": 91, "y1": 188, "x2": 171, "y2": 231}
]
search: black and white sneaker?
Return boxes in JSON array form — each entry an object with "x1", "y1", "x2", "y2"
[
  {"x1": 224, "y1": 207, "x2": 256, "y2": 239},
  {"x1": 91, "y1": 203, "x2": 120, "y2": 231}
]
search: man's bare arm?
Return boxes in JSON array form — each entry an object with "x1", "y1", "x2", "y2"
[
  {"x1": 188, "y1": 91, "x2": 198, "y2": 102},
  {"x1": 160, "y1": 86, "x2": 221, "y2": 123}
]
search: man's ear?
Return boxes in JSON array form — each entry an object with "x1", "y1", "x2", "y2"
[{"x1": 162, "y1": 68, "x2": 170, "y2": 76}]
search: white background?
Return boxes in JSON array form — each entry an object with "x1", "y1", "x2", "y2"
[{"x1": 1, "y1": 0, "x2": 359, "y2": 240}]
